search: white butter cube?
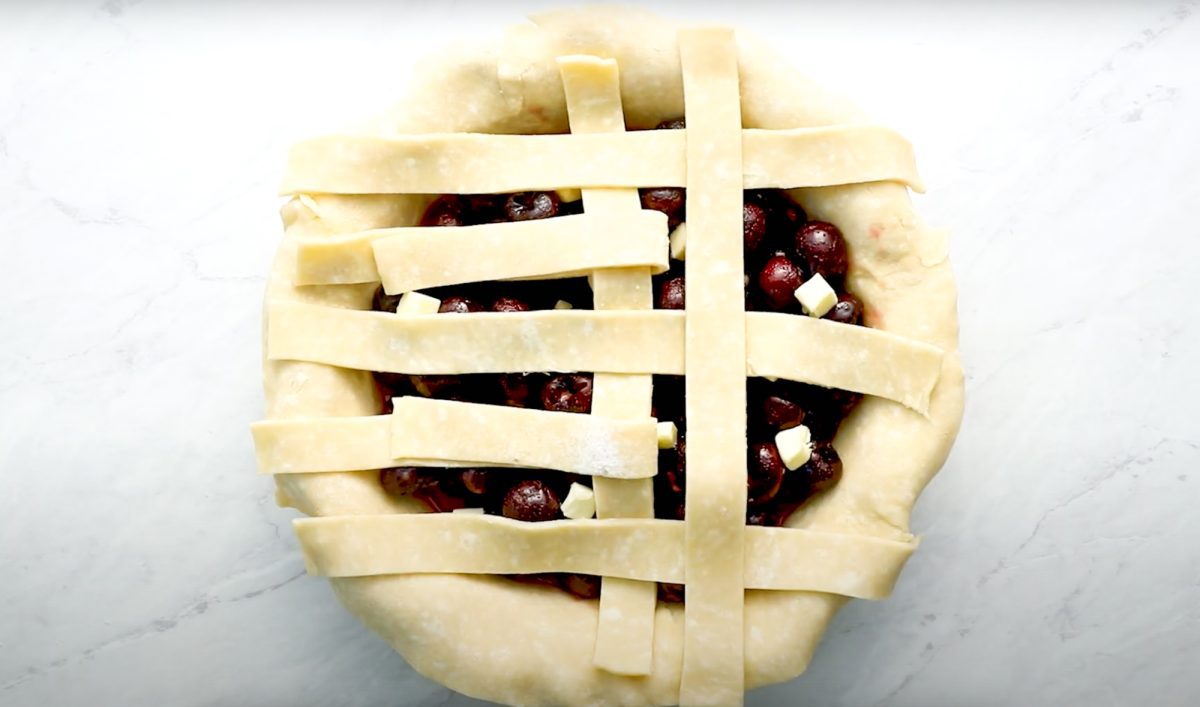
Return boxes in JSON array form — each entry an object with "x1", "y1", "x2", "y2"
[
  {"x1": 556, "y1": 188, "x2": 583, "y2": 203},
  {"x1": 396, "y1": 291, "x2": 442, "y2": 315},
  {"x1": 452, "y1": 507, "x2": 486, "y2": 514},
  {"x1": 794, "y1": 273, "x2": 837, "y2": 318},
  {"x1": 669, "y1": 222, "x2": 688, "y2": 260},
  {"x1": 561, "y1": 482, "x2": 596, "y2": 520},
  {"x1": 554, "y1": 299, "x2": 574, "y2": 310},
  {"x1": 775, "y1": 425, "x2": 813, "y2": 471},
  {"x1": 656, "y1": 421, "x2": 678, "y2": 449}
]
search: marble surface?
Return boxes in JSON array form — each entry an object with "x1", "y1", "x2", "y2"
[{"x1": 3, "y1": 1, "x2": 1199, "y2": 705}]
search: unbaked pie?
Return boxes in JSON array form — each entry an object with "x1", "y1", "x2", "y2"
[{"x1": 252, "y1": 7, "x2": 963, "y2": 706}]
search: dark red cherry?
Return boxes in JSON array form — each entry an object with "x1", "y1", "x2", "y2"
[
  {"x1": 491, "y1": 296, "x2": 531, "y2": 313},
  {"x1": 460, "y1": 469, "x2": 491, "y2": 495},
  {"x1": 502, "y1": 480, "x2": 562, "y2": 522},
  {"x1": 439, "y1": 296, "x2": 484, "y2": 314},
  {"x1": 824, "y1": 293, "x2": 862, "y2": 325},
  {"x1": 748, "y1": 442, "x2": 786, "y2": 506},
  {"x1": 498, "y1": 372, "x2": 543, "y2": 408},
  {"x1": 763, "y1": 394, "x2": 805, "y2": 430},
  {"x1": 801, "y1": 443, "x2": 844, "y2": 495},
  {"x1": 640, "y1": 187, "x2": 686, "y2": 230},
  {"x1": 419, "y1": 195, "x2": 469, "y2": 227},
  {"x1": 658, "y1": 276, "x2": 685, "y2": 310},
  {"x1": 656, "y1": 118, "x2": 685, "y2": 130},
  {"x1": 757, "y1": 253, "x2": 803, "y2": 310},
  {"x1": 503, "y1": 191, "x2": 560, "y2": 221},
  {"x1": 796, "y1": 221, "x2": 849, "y2": 279},
  {"x1": 541, "y1": 373, "x2": 593, "y2": 414},
  {"x1": 379, "y1": 467, "x2": 437, "y2": 497},
  {"x1": 743, "y1": 200, "x2": 768, "y2": 254}
]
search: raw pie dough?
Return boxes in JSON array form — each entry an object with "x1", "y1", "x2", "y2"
[
  {"x1": 557, "y1": 55, "x2": 659, "y2": 675},
  {"x1": 252, "y1": 396, "x2": 658, "y2": 478},
  {"x1": 281, "y1": 125, "x2": 922, "y2": 196},
  {"x1": 267, "y1": 302, "x2": 941, "y2": 408},
  {"x1": 294, "y1": 210, "x2": 670, "y2": 288},
  {"x1": 676, "y1": 27, "x2": 750, "y2": 706},
  {"x1": 296, "y1": 514, "x2": 915, "y2": 599},
  {"x1": 257, "y1": 7, "x2": 964, "y2": 707}
]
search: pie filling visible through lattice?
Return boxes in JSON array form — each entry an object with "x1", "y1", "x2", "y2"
[
  {"x1": 253, "y1": 11, "x2": 962, "y2": 706},
  {"x1": 368, "y1": 130, "x2": 865, "y2": 602}
]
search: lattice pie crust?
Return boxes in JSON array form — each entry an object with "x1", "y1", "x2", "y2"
[{"x1": 253, "y1": 7, "x2": 963, "y2": 706}]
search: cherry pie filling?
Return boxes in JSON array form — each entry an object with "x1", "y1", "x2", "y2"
[{"x1": 373, "y1": 120, "x2": 865, "y2": 601}]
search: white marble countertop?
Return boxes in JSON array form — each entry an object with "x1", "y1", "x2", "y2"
[{"x1": 3, "y1": 1, "x2": 1198, "y2": 705}]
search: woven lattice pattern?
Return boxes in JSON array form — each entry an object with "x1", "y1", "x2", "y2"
[{"x1": 252, "y1": 27, "x2": 942, "y2": 707}]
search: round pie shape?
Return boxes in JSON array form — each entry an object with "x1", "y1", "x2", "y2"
[{"x1": 260, "y1": 7, "x2": 964, "y2": 706}]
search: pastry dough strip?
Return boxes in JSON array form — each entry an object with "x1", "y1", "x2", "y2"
[
  {"x1": 251, "y1": 398, "x2": 657, "y2": 478},
  {"x1": 389, "y1": 397, "x2": 657, "y2": 478},
  {"x1": 745, "y1": 312, "x2": 945, "y2": 414},
  {"x1": 294, "y1": 514, "x2": 915, "y2": 600},
  {"x1": 559, "y1": 55, "x2": 659, "y2": 676},
  {"x1": 266, "y1": 301, "x2": 686, "y2": 375},
  {"x1": 267, "y1": 301, "x2": 943, "y2": 408},
  {"x1": 292, "y1": 210, "x2": 670, "y2": 288},
  {"x1": 281, "y1": 125, "x2": 922, "y2": 195},
  {"x1": 678, "y1": 28, "x2": 748, "y2": 707}
]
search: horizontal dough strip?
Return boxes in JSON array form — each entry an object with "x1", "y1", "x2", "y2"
[
  {"x1": 266, "y1": 300, "x2": 686, "y2": 375},
  {"x1": 745, "y1": 312, "x2": 944, "y2": 414},
  {"x1": 280, "y1": 125, "x2": 922, "y2": 196},
  {"x1": 252, "y1": 415, "x2": 396, "y2": 474},
  {"x1": 295, "y1": 514, "x2": 915, "y2": 600},
  {"x1": 293, "y1": 210, "x2": 671, "y2": 288},
  {"x1": 251, "y1": 397, "x2": 657, "y2": 478},
  {"x1": 390, "y1": 397, "x2": 657, "y2": 478},
  {"x1": 267, "y1": 302, "x2": 942, "y2": 409}
]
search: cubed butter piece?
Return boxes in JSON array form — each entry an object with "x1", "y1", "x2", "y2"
[
  {"x1": 452, "y1": 507, "x2": 485, "y2": 514},
  {"x1": 656, "y1": 421, "x2": 678, "y2": 449},
  {"x1": 794, "y1": 273, "x2": 837, "y2": 317},
  {"x1": 561, "y1": 482, "x2": 596, "y2": 520},
  {"x1": 669, "y1": 222, "x2": 687, "y2": 260},
  {"x1": 554, "y1": 299, "x2": 574, "y2": 310},
  {"x1": 775, "y1": 424, "x2": 813, "y2": 471},
  {"x1": 396, "y1": 291, "x2": 442, "y2": 315},
  {"x1": 556, "y1": 188, "x2": 583, "y2": 203}
]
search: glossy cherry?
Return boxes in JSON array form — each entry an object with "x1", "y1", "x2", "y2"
[{"x1": 502, "y1": 480, "x2": 562, "y2": 522}]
